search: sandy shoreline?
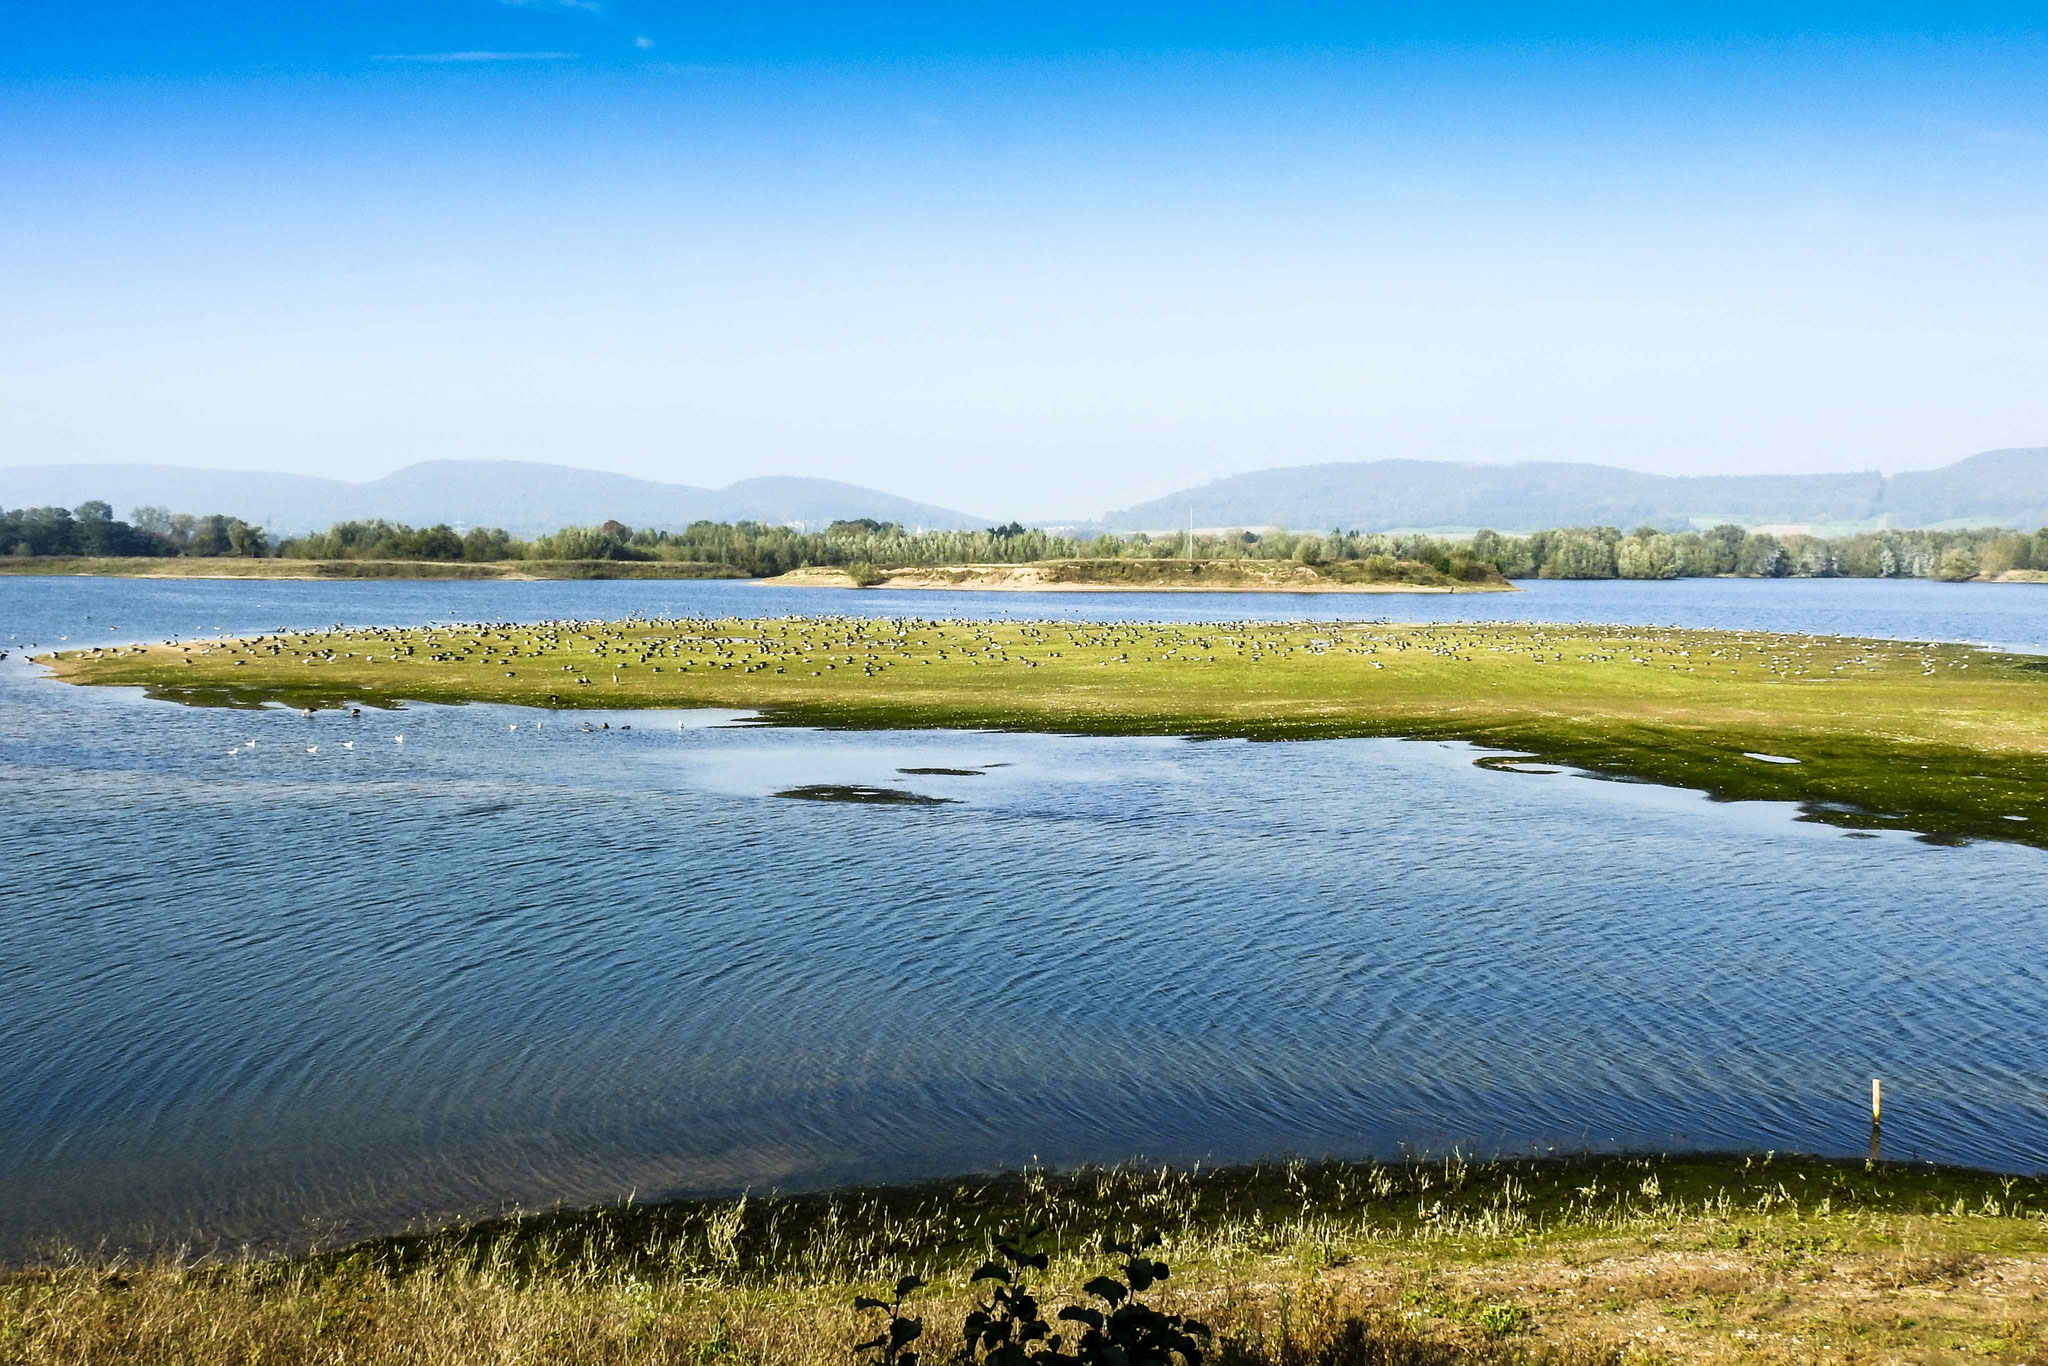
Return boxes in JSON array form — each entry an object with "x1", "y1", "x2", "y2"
[{"x1": 755, "y1": 564, "x2": 1517, "y2": 593}]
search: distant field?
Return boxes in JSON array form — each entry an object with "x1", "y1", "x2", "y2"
[
  {"x1": 41, "y1": 614, "x2": 2048, "y2": 847},
  {"x1": 0, "y1": 556, "x2": 748, "y2": 580}
]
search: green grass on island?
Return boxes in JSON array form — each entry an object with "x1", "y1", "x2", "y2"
[
  {"x1": 7, "y1": 1152, "x2": 2047, "y2": 1364},
  {"x1": 40, "y1": 615, "x2": 2048, "y2": 848}
]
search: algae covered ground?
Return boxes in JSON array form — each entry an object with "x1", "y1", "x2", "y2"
[
  {"x1": 40, "y1": 614, "x2": 2048, "y2": 848},
  {"x1": 6, "y1": 1152, "x2": 2047, "y2": 1364}
]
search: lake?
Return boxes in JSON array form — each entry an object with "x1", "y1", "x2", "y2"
[{"x1": 1, "y1": 574, "x2": 2044, "y2": 1260}]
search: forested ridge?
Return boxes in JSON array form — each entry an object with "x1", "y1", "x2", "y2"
[{"x1": 1107, "y1": 447, "x2": 2048, "y2": 532}]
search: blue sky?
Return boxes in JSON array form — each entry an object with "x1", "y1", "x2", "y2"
[{"x1": 4, "y1": 3, "x2": 2045, "y2": 519}]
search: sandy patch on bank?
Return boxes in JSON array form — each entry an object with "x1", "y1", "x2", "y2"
[{"x1": 755, "y1": 564, "x2": 1513, "y2": 594}]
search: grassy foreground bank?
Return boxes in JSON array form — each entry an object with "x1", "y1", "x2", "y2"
[
  {"x1": 6, "y1": 1153, "x2": 2046, "y2": 1364},
  {"x1": 40, "y1": 615, "x2": 2048, "y2": 847},
  {"x1": 0, "y1": 556, "x2": 747, "y2": 581}
]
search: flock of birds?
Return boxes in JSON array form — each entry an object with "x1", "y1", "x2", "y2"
[
  {"x1": 20, "y1": 615, "x2": 2040, "y2": 835},
  {"x1": 31, "y1": 610, "x2": 2010, "y2": 782},
  {"x1": 51, "y1": 612, "x2": 1994, "y2": 708}
]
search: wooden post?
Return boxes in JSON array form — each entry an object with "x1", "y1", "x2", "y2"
[{"x1": 1869, "y1": 1078, "x2": 1883, "y2": 1162}]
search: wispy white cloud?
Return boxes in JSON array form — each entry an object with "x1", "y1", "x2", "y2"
[
  {"x1": 634, "y1": 35, "x2": 654, "y2": 49},
  {"x1": 372, "y1": 50, "x2": 578, "y2": 62}
]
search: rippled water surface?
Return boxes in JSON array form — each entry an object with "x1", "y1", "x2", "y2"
[{"x1": 2, "y1": 574, "x2": 2044, "y2": 1259}]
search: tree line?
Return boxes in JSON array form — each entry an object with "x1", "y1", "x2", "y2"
[
  {"x1": 1, "y1": 502, "x2": 268, "y2": 558},
  {"x1": 8, "y1": 500, "x2": 2046, "y2": 582},
  {"x1": 273, "y1": 515, "x2": 2048, "y2": 581},
  {"x1": 277, "y1": 518, "x2": 1091, "y2": 573},
  {"x1": 1458, "y1": 523, "x2": 2048, "y2": 581}
]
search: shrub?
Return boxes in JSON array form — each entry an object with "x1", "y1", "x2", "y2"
[
  {"x1": 855, "y1": 1233, "x2": 1209, "y2": 1365},
  {"x1": 1472, "y1": 1301, "x2": 1530, "y2": 1338}
]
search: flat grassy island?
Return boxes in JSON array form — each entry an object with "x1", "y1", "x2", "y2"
[
  {"x1": 8, "y1": 1153, "x2": 2048, "y2": 1364},
  {"x1": 40, "y1": 615, "x2": 2048, "y2": 847}
]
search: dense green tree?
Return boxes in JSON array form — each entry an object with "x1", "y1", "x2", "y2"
[
  {"x1": 1933, "y1": 547, "x2": 1981, "y2": 581},
  {"x1": 1783, "y1": 535, "x2": 1839, "y2": 577},
  {"x1": 187, "y1": 515, "x2": 231, "y2": 556},
  {"x1": 74, "y1": 502, "x2": 122, "y2": 556},
  {"x1": 224, "y1": 520, "x2": 268, "y2": 557},
  {"x1": 1702, "y1": 523, "x2": 1745, "y2": 573},
  {"x1": 1980, "y1": 534, "x2": 2030, "y2": 576},
  {"x1": 1672, "y1": 533, "x2": 1717, "y2": 576},
  {"x1": 462, "y1": 527, "x2": 517, "y2": 562},
  {"x1": 1539, "y1": 530, "x2": 1618, "y2": 579},
  {"x1": 1616, "y1": 531, "x2": 1678, "y2": 579},
  {"x1": 1736, "y1": 532, "x2": 1789, "y2": 578}
]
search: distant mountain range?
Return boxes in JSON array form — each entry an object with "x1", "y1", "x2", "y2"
[
  {"x1": 0, "y1": 461, "x2": 987, "y2": 536},
  {"x1": 6, "y1": 448, "x2": 2045, "y2": 540},
  {"x1": 1103, "y1": 447, "x2": 2048, "y2": 534}
]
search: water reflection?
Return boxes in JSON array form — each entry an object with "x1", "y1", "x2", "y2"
[{"x1": 0, "y1": 575, "x2": 2044, "y2": 1260}]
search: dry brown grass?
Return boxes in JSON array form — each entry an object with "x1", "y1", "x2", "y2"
[{"x1": 5, "y1": 1154, "x2": 2045, "y2": 1365}]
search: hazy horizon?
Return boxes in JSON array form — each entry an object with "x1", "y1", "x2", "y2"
[
  {"x1": 4, "y1": 446, "x2": 2041, "y2": 530},
  {"x1": 6, "y1": 2, "x2": 2045, "y2": 520}
]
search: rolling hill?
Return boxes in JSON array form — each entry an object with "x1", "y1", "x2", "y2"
[
  {"x1": 0, "y1": 461, "x2": 986, "y2": 536},
  {"x1": 1103, "y1": 448, "x2": 2048, "y2": 533},
  {"x1": 8, "y1": 448, "x2": 2045, "y2": 540}
]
